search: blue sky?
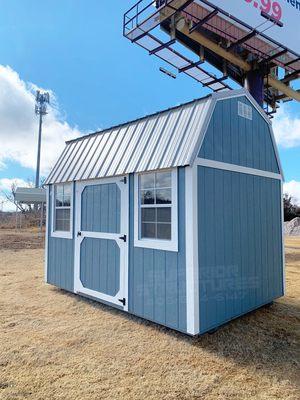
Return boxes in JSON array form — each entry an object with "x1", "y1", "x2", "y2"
[{"x1": 0, "y1": 0, "x2": 299, "y2": 207}]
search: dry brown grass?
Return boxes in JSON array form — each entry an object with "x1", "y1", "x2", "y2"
[
  {"x1": 0, "y1": 230, "x2": 299, "y2": 400},
  {"x1": 0, "y1": 228, "x2": 44, "y2": 251}
]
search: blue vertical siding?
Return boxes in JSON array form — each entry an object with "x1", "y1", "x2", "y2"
[
  {"x1": 81, "y1": 183, "x2": 120, "y2": 233},
  {"x1": 199, "y1": 96, "x2": 280, "y2": 173},
  {"x1": 80, "y1": 238, "x2": 120, "y2": 296},
  {"x1": 198, "y1": 166, "x2": 283, "y2": 333},
  {"x1": 47, "y1": 185, "x2": 75, "y2": 292},
  {"x1": 128, "y1": 168, "x2": 187, "y2": 332}
]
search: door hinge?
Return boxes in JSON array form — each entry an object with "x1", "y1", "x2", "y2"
[
  {"x1": 77, "y1": 231, "x2": 82, "y2": 237},
  {"x1": 118, "y1": 297, "x2": 126, "y2": 306},
  {"x1": 120, "y1": 176, "x2": 127, "y2": 184},
  {"x1": 119, "y1": 234, "x2": 126, "y2": 242}
]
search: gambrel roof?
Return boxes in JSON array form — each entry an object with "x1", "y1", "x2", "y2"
[{"x1": 45, "y1": 89, "x2": 283, "y2": 184}]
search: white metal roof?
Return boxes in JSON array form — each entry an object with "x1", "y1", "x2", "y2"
[{"x1": 45, "y1": 95, "x2": 212, "y2": 184}]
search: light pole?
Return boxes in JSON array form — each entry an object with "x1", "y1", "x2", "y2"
[{"x1": 35, "y1": 90, "x2": 49, "y2": 188}]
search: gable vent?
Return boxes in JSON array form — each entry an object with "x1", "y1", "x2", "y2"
[{"x1": 238, "y1": 101, "x2": 252, "y2": 120}]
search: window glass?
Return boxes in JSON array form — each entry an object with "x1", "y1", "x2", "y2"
[
  {"x1": 141, "y1": 189, "x2": 155, "y2": 205},
  {"x1": 141, "y1": 208, "x2": 156, "y2": 223},
  {"x1": 140, "y1": 173, "x2": 155, "y2": 189},
  {"x1": 63, "y1": 185, "x2": 71, "y2": 206},
  {"x1": 156, "y1": 171, "x2": 171, "y2": 188},
  {"x1": 156, "y1": 188, "x2": 171, "y2": 204},
  {"x1": 141, "y1": 223, "x2": 156, "y2": 239},
  {"x1": 157, "y1": 223, "x2": 171, "y2": 240},
  {"x1": 157, "y1": 208, "x2": 171, "y2": 223},
  {"x1": 139, "y1": 171, "x2": 172, "y2": 241}
]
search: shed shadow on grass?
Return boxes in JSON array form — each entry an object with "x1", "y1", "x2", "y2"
[{"x1": 51, "y1": 287, "x2": 300, "y2": 386}]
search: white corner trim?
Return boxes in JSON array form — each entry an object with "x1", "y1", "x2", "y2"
[
  {"x1": 133, "y1": 168, "x2": 178, "y2": 252},
  {"x1": 44, "y1": 185, "x2": 49, "y2": 283},
  {"x1": 185, "y1": 165, "x2": 200, "y2": 335},
  {"x1": 281, "y1": 180, "x2": 286, "y2": 295},
  {"x1": 50, "y1": 182, "x2": 74, "y2": 239},
  {"x1": 195, "y1": 158, "x2": 282, "y2": 180}
]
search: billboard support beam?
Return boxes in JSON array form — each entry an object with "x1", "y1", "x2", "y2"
[
  {"x1": 177, "y1": 21, "x2": 300, "y2": 102},
  {"x1": 245, "y1": 71, "x2": 264, "y2": 106},
  {"x1": 178, "y1": 22, "x2": 250, "y2": 71},
  {"x1": 266, "y1": 76, "x2": 300, "y2": 102}
]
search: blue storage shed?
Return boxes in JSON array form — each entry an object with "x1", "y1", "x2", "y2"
[{"x1": 44, "y1": 89, "x2": 284, "y2": 335}]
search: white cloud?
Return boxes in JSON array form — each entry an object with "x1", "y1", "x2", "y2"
[
  {"x1": 0, "y1": 65, "x2": 81, "y2": 177},
  {"x1": 272, "y1": 104, "x2": 300, "y2": 148},
  {"x1": 283, "y1": 180, "x2": 300, "y2": 206},
  {"x1": 0, "y1": 177, "x2": 28, "y2": 192}
]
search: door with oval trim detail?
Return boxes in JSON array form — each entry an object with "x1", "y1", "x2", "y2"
[{"x1": 74, "y1": 176, "x2": 128, "y2": 310}]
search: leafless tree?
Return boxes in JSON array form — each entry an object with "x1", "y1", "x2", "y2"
[{"x1": 0, "y1": 181, "x2": 25, "y2": 212}]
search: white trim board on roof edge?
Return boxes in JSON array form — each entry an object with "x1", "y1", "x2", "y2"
[{"x1": 195, "y1": 158, "x2": 282, "y2": 180}]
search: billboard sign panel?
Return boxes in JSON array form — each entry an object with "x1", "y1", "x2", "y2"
[{"x1": 195, "y1": 0, "x2": 300, "y2": 54}]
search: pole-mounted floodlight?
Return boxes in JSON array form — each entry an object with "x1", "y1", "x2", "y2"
[{"x1": 35, "y1": 90, "x2": 49, "y2": 188}]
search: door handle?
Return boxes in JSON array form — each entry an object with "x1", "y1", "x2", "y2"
[
  {"x1": 119, "y1": 234, "x2": 126, "y2": 242},
  {"x1": 77, "y1": 231, "x2": 82, "y2": 237}
]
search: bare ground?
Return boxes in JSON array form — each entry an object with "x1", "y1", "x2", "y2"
[{"x1": 0, "y1": 230, "x2": 299, "y2": 400}]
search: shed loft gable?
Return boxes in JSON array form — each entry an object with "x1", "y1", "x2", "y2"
[{"x1": 198, "y1": 95, "x2": 281, "y2": 174}]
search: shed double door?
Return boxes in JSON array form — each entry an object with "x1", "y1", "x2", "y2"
[{"x1": 74, "y1": 176, "x2": 128, "y2": 310}]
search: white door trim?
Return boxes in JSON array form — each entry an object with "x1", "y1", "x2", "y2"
[{"x1": 74, "y1": 176, "x2": 129, "y2": 310}]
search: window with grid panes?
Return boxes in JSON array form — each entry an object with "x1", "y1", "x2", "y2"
[
  {"x1": 139, "y1": 171, "x2": 172, "y2": 240},
  {"x1": 54, "y1": 183, "x2": 72, "y2": 232}
]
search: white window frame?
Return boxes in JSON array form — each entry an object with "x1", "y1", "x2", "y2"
[
  {"x1": 51, "y1": 182, "x2": 73, "y2": 239},
  {"x1": 134, "y1": 168, "x2": 178, "y2": 252}
]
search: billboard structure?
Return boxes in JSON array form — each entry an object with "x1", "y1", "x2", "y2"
[{"x1": 123, "y1": 0, "x2": 300, "y2": 114}]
